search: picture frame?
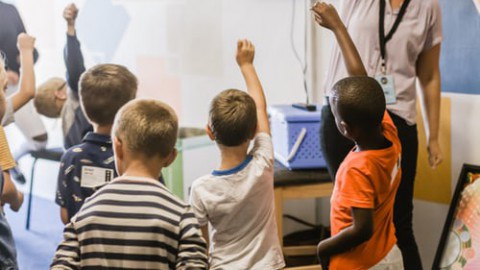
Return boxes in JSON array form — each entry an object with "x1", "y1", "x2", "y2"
[{"x1": 432, "y1": 164, "x2": 480, "y2": 270}]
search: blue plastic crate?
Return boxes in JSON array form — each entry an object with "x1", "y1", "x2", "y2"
[{"x1": 269, "y1": 105, "x2": 326, "y2": 170}]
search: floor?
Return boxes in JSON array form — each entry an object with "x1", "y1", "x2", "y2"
[
  {"x1": 5, "y1": 195, "x2": 64, "y2": 270},
  {"x1": 4, "y1": 121, "x2": 65, "y2": 269}
]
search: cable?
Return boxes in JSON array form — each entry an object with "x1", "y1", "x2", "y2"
[{"x1": 290, "y1": 0, "x2": 310, "y2": 105}]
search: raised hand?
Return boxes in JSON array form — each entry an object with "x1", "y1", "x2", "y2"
[
  {"x1": 17, "y1": 33, "x2": 36, "y2": 52},
  {"x1": 64, "y1": 3, "x2": 79, "y2": 26},
  {"x1": 236, "y1": 39, "x2": 255, "y2": 67},
  {"x1": 311, "y1": 1, "x2": 343, "y2": 31}
]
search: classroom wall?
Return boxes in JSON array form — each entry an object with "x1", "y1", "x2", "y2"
[
  {"x1": 12, "y1": 0, "x2": 316, "y2": 126},
  {"x1": 412, "y1": 93, "x2": 480, "y2": 269}
]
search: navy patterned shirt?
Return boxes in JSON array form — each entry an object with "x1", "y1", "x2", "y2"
[{"x1": 55, "y1": 132, "x2": 116, "y2": 220}]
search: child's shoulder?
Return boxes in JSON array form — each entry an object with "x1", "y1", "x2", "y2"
[
  {"x1": 190, "y1": 173, "x2": 235, "y2": 199},
  {"x1": 61, "y1": 143, "x2": 89, "y2": 164},
  {"x1": 61, "y1": 147, "x2": 113, "y2": 176},
  {"x1": 342, "y1": 153, "x2": 376, "y2": 175},
  {"x1": 191, "y1": 174, "x2": 217, "y2": 190},
  {"x1": 105, "y1": 178, "x2": 189, "y2": 206}
]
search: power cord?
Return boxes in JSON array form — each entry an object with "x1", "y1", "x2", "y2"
[{"x1": 290, "y1": 0, "x2": 310, "y2": 105}]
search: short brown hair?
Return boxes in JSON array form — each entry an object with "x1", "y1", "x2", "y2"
[
  {"x1": 80, "y1": 64, "x2": 137, "y2": 126},
  {"x1": 113, "y1": 99, "x2": 178, "y2": 158},
  {"x1": 34, "y1": 77, "x2": 66, "y2": 118},
  {"x1": 209, "y1": 89, "x2": 257, "y2": 146}
]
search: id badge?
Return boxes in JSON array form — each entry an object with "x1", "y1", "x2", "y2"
[
  {"x1": 375, "y1": 75, "x2": 396, "y2": 105},
  {"x1": 81, "y1": 166, "x2": 114, "y2": 188}
]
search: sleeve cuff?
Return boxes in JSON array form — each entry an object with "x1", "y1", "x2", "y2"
[
  {"x1": 423, "y1": 35, "x2": 443, "y2": 52},
  {"x1": 338, "y1": 194, "x2": 374, "y2": 209}
]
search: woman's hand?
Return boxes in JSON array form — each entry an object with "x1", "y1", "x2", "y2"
[{"x1": 428, "y1": 139, "x2": 443, "y2": 169}]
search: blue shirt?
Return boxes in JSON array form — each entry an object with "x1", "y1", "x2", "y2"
[
  {"x1": 63, "y1": 34, "x2": 93, "y2": 149},
  {"x1": 55, "y1": 132, "x2": 116, "y2": 220}
]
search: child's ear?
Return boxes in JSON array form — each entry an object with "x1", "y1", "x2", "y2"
[
  {"x1": 113, "y1": 136, "x2": 124, "y2": 175},
  {"x1": 340, "y1": 121, "x2": 351, "y2": 137},
  {"x1": 113, "y1": 136, "x2": 124, "y2": 161},
  {"x1": 163, "y1": 148, "x2": 178, "y2": 168},
  {"x1": 54, "y1": 88, "x2": 67, "y2": 100},
  {"x1": 206, "y1": 124, "x2": 215, "y2": 141}
]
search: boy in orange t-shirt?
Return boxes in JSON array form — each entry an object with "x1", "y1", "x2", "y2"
[
  {"x1": 319, "y1": 77, "x2": 403, "y2": 270},
  {"x1": 312, "y1": 2, "x2": 403, "y2": 270}
]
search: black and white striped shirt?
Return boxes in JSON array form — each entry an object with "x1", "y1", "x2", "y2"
[{"x1": 51, "y1": 177, "x2": 208, "y2": 270}]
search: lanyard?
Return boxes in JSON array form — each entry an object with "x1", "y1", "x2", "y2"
[{"x1": 379, "y1": 0, "x2": 411, "y2": 74}]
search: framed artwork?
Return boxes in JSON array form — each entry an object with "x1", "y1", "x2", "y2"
[{"x1": 433, "y1": 164, "x2": 480, "y2": 269}]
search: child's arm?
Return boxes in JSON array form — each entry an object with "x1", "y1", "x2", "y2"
[
  {"x1": 201, "y1": 225, "x2": 209, "y2": 249},
  {"x1": 0, "y1": 69, "x2": 7, "y2": 119},
  {"x1": 312, "y1": 2, "x2": 366, "y2": 76},
  {"x1": 176, "y1": 210, "x2": 209, "y2": 269},
  {"x1": 56, "y1": 153, "x2": 73, "y2": 225},
  {"x1": 8, "y1": 33, "x2": 36, "y2": 112},
  {"x1": 0, "y1": 126, "x2": 23, "y2": 211},
  {"x1": 317, "y1": 207, "x2": 373, "y2": 263},
  {"x1": 63, "y1": 3, "x2": 85, "y2": 98},
  {"x1": 236, "y1": 40, "x2": 270, "y2": 135},
  {"x1": 1, "y1": 172, "x2": 24, "y2": 212},
  {"x1": 51, "y1": 221, "x2": 81, "y2": 270},
  {"x1": 60, "y1": 207, "x2": 69, "y2": 225}
]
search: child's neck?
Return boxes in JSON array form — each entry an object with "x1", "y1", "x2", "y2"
[
  {"x1": 218, "y1": 142, "x2": 250, "y2": 170},
  {"x1": 94, "y1": 124, "x2": 112, "y2": 136},
  {"x1": 121, "y1": 159, "x2": 163, "y2": 180},
  {"x1": 354, "y1": 127, "x2": 390, "y2": 152}
]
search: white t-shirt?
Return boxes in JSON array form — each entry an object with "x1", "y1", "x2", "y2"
[{"x1": 189, "y1": 133, "x2": 285, "y2": 270}]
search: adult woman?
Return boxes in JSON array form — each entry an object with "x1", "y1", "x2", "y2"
[{"x1": 319, "y1": 0, "x2": 443, "y2": 269}]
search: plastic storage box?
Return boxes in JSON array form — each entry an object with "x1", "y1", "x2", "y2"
[{"x1": 269, "y1": 105, "x2": 326, "y2": 170}]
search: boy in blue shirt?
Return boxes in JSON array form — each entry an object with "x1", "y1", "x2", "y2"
[
  {"x1": 55, "y1": 61, "x2": 137, "y2": 224},
  {"x1": 54, "y1": 6, "x2": 138, "y2": 223}
]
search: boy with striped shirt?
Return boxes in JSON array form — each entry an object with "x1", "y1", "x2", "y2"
[{"x1": 51, "y1": 99, "x2": 208, "y2": 269}]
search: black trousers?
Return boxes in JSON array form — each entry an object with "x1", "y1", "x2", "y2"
[{"x1": 319, "y1": 103, "x2": 423, "y2": 270}]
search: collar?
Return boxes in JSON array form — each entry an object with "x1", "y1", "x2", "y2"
[
  {"x1": 212, "y1": 155, "x2": 254, "y2": 176},
  {"x1": 82, "y1": 132, "x2": 112, "y2": 145}
]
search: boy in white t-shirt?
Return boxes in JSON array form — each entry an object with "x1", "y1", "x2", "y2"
[{"x1": 189, "y1": 40, "x2": 285, "y2": 270}]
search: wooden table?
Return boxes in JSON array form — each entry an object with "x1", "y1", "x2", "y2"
[{"x1": 274, "y1": 162, "x2": 333, "y2": 270}]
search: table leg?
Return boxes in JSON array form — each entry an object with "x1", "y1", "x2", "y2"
[{"x1": 274, "y1": 187, "x2": 283, "y2": 247}]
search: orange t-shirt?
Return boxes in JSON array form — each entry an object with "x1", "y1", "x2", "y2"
[
  {"x1": 329, "y1": 111, "x2": 402, "y2": 270},
  {"x1": 0, "y1": 126, "x2": 16, "y2": 171}
]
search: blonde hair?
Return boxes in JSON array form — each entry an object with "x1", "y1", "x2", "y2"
[
  {"x1": 113, "y1": 99, "x2": 178, "y2": 158},
  {"x1": 80, "y1": 64, "x2": 137, "y2": 126},
  {"x1": 34, "y1": 77, "x2": 66, "y2": 118}
]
